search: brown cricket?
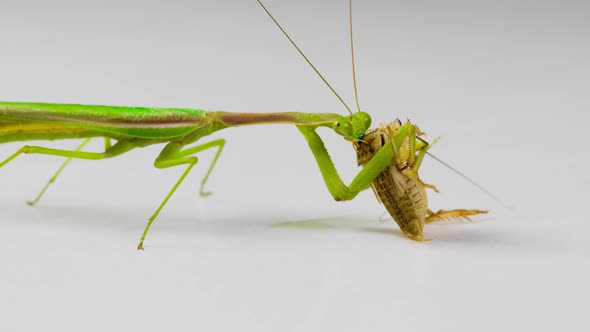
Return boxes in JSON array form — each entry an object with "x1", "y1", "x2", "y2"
[{"x1": 354, "y1": 120, "x2": 487, "y2": 241}]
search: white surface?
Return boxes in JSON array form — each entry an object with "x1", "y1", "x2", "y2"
[{"x1": 1, "y1": 1, "x2": 589, "y2": 331}]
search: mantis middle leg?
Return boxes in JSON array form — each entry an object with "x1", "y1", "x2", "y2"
[
  {"x1": 136, "y1": 138, "x2": 226, "y2": 250},
  {"x1": 176, "y1": 138, "x2": 226, "y2": 197}
]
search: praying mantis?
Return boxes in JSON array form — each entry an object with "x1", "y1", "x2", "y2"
[{"x1": 0, "y1": 0, "x2": 488, "y2": 249}]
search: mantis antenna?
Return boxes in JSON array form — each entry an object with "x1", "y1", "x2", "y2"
[
  {"x1": 256, "y1": 0, "x2": 354, "y2": 115},
  {"x1": 257, "y1": 1, "x2": 505, "y2": 209},
  {"x1": 349, "y1": 0, "x2": 362, "y2": 113}
]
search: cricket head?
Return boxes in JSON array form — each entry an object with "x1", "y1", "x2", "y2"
[{"x1": 333, "y1": 112, "x2": 371, "y2": 141}]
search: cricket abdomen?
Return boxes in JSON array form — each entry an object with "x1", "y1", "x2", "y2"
[
  {"x1": 373, "y1": 165, "x2": 428, "y2": 240},
  {"x1": 354, "y1": 122, "x2": 429, "y2": 241}
]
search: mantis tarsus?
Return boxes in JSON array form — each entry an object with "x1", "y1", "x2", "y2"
[{"x1": 0, "y1": 0, "x2": 489, "y2": 249}]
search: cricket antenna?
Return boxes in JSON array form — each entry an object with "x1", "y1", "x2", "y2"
[
  {"x1": 349, "y1": 0, "x2": 362, "y2": 113},
  {"x1": 256, "y1": 0, "x2": 354, "y2": 115},
  {"x1": 425, "y1": 151, "x2": 512, "y2": 210}
]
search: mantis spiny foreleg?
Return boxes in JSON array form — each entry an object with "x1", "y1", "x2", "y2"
[
  {"x1": 297, "y1": 125, "x2": 394, "y2": 201},
  {"x1": 297, "y1": 121, "x2": 436, "y2": 203}
]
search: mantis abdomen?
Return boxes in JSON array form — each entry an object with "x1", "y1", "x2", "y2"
[{"x1": 0, "y1": 101, "x2": 208, "y2": 142}]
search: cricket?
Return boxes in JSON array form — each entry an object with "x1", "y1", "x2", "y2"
[{"x1": 0, "y1": 0, "x2": 487, "y2": 249}]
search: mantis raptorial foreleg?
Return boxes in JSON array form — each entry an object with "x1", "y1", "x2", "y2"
[
  {"x1": 406, "y1": 123, "x2": 417, "y2": 167},
  {"x1": 297, "y1": 125, "x2": 394, "y2": 201},
  {"x1": 297, "y1": 121, "x2": 434, "y2": 203},
  {"x1": 137, "y1": 138, "x2": 226, "y2": 250},
  {"x1": 412, "y1": 137, "x2": 437, "y2": 173},
  {"x1": 389, "y1": 120, "x2": 429, "y2": 173}
]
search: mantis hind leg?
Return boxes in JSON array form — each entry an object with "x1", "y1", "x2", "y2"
[
  {"x1": 137, "y1": 139, "x2": 226, "y2": 250},
  {"x1": 26, "y1": 138, "x2": 113, "y2": 206},
  {"x1": 0, "y1": 138, "x2": 136, "y2": 199},
  {"x1": 26, "y1": 138, "x2": 92, "y2": 206},
  {"x1": 0, "y1": 144, "x2": 106, "y2": 167}
]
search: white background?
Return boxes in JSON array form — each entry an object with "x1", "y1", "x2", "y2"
[{"x1": 1, "y1": 1, "x2": 588, "y2": 331}]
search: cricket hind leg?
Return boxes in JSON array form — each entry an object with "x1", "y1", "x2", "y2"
[
  {"x1": 137, "y1": 138, "x2": 226, "y2": 250},
  {"x1": 27, "y1": 138, "x2": 114, "y2": 206},
  {"x1": 421, "y1": 181, "x2": 440, "y2": 193},
  {"x1": 426, "y1": 209, "x2": 488, "y2": 223}
]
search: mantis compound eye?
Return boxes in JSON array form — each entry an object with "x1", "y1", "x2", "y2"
[
  {"x1": 357, "y1": 112, "x2": 371, "y2": 132},
  {"x1": 349, "y1": 112, "x2": 372, "y2": 140},
  {"x1": 334, "y1": 118, "x2": 354, "y2": 138}
]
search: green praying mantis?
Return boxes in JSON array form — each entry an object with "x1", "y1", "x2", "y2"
[{"x1": 0, "y1": 0, "x2": 490, "y2": 249}]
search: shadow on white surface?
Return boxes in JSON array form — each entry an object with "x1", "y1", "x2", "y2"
[{"x1": 0, "y1": 202, "x2": 567, "y2": 250}]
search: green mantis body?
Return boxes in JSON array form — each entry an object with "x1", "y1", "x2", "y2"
[
  {"x1": 0, "y1": 101, "x2": 415, "y2": 249},
  {"x1": 0, "y1": 0, "x2": 488, "y2": 248}
]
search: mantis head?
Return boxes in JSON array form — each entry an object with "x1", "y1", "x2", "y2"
[
  {"x1": 256, "y1": 0, "x2": 372, "y2": 141},
  {"x1": 333, "y1": 112, "x2": 371, "y2": 141}
]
